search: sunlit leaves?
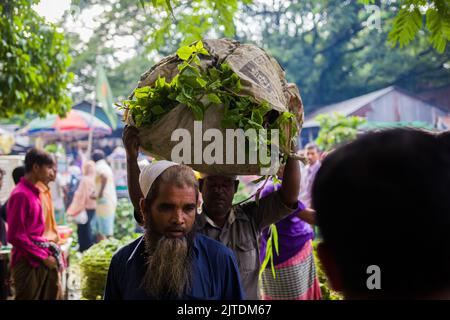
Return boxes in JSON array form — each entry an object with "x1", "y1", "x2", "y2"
[
  {"x1": 388, "y1": 7, "x2": 423, "y2": 49},
  {"x1": 0, "y1": 0, "x2": 73, "y2": 118},
  {"x1": 426, "y1": 6, "x2": 450, "y2": 53},
  {"x1": 315, "y1": 112, "x2": 367, "y2": 151},
  {"x1": 141, "y1": 0, "x2": 244, "y2": 52},
  {"x1": 259, "y1": 222, "x2": 279, "y2": 279}
]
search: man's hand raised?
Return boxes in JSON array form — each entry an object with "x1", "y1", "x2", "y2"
[
  {"x1": 123, "y1": 125, "x2": 144, "y2": 215},
  {"x1": 122, "y1": 125, "x2": 140, "y2": 160}
]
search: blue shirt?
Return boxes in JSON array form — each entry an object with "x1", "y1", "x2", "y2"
[{"x1": 104, "y1": 234, "x2": 245, "y2": 300}]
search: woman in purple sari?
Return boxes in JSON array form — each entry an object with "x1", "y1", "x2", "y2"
[{"x1": 259, "y1": 173, "x2": 321, "y2": 300}]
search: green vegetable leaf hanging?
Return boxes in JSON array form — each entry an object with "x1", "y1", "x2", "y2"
[
  {"x1": 259, "y1": 237, "x2": 272, "y2": 279},
  {"x1": 195, "y1": 40, "x2": 204, "y2": 50},
  {"x1": 151, "y1": 105, "x2": 165, "y2": 115},
  {"x1": 177, "y1": 45, "x2": 195, "y2": 61},
  {"x1": 207, "y1": 93, "x2": 222, "y2": 104},
  {"x1": 272, "y1": 224, "x2": 279, "y2": 256}
]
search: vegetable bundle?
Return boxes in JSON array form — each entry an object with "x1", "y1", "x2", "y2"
[
  {"x1": 80, "y1": 237, "x2": 133, "y2": 300},
  {"x1": 122, "y1": 38, "x2": 304, "y2": 175}
]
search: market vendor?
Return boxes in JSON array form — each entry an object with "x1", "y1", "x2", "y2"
[
  {"x1": 7, "y1": 148, "x2": 62, "y2": 300},
  {"x1": 104, "y1": 160, "x2": 244, "y2": 300},
  {"x1": 123, "y1": 126, "x2": 302, "y2": 300},
  {"x1": 196, "y1": 162, "x2": 300, "y2": 300},
  {"x1": 36, "y1": 160, "x2": 61, "y2": 245}
]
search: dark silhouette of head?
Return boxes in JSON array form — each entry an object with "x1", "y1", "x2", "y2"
[
  {"x1": 92, "y1": 149, "x2": 105, "y2": 162},
  {"x1": 12, "y1": 166, "x2": 25, "y2": 185},
  {"x1": 313, "y1": 129, "x2": 450, "y2": 299}
]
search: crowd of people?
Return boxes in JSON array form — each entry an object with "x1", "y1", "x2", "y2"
[
  {"x1": 1, "y1": 127, "x2": 450, "y2": 300},
  {"x1": 0, "y1": 148, "x2": 117, "y2": 299},
  {"x1": 110, "y1": 127, "x2": 450, "y2": 300}
]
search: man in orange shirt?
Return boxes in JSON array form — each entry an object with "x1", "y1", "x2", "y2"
[
  {"x1": 35, "y1": 162, "x2": 63, "y2": 299},
  {"x1": 36, "y1": 166, "x2": 60, "y2": 245}
]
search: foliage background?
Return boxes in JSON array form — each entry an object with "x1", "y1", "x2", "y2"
[
  {"x1": 0, "y1": 0, "x2": 73, "y2": 118},
  {"x1": 315, "y1": 113, "x2": 367, "y2": 151},
  {"x1": 58, "y1": 0, "x2": 450, "y2": 115}
]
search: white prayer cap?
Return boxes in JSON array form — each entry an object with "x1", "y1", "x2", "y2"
[{"x1": 139, "y1": 160, "x2": 179, "y2": 198}]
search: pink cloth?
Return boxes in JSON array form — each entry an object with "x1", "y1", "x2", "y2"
[
  {"x1": 67, "y1": 161, "x2": 96, "y2": 216},
  {"x1": 67, "y1": 176, "x2": 96, "y2": 216},
  {"x1": 7, "y1": 178, "x2": 50, "y2": 268}
]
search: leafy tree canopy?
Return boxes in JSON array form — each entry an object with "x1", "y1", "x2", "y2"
[
  {"x1": 360, "y1": 0, "x2": 450, "y2": 53},
  {"x1": 63, "y1": 0, "x2": 449, "y2": 111},
  {"x1": 0, "y1": 0, "x2": 73, "y2": 118}
]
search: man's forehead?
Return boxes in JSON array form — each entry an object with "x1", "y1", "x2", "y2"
[
  {"x1": 155, "y1": 182, "x2": 197, "y2": 202},
  {"x1": 38, "y1": 163, "x2": 54, "y2": 168}
]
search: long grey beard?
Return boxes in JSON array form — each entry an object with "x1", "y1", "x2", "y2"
[{"x1": 143, "y1": 231, "x2": 194, "y2": 299}]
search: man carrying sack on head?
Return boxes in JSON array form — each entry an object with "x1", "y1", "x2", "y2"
[
  {"x1": 104, "y1": 160, "x2": 244, "y2": 300},
  {"x1": 123, "y1": 126, "x2": 310, "y2": 300}
]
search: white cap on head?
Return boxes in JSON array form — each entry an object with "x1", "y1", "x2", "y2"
[{"x1": 139, "y1": 160, "x2": 179, "y2": 198}]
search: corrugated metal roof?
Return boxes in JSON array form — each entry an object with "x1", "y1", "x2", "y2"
[
  {"x1": 418, "y1": 85, "x2": 450, "y2": 112},
  {"x1": 303, "y1": 86, "x2": 396, "y2": 128}
]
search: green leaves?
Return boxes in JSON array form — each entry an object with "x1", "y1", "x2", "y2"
[
  {"x1": 358, "y1": 0, "x2": 449, "y2": 53},
  {"x1": 315, "y1": 112, "x2": 367, "y2": 151},
  {"x1": 259, "y1": 223, "x2": 280, "y2": 279},
  {"x1": 176, "y1": 40, "x2": 210, "y2": 61},
  {"x1": 196, "y1": 77, "x2": 207, "y2": 88},
  {"x1": 124, "y1": 40, "x2": 298, "y2": 170},
  {"x1": 80, "y1": 233, "x2": 138, "y2": 300},
  {"x1": 0, "y1": 0, "x2": 73, "y2": 118},
  {"x1": 251, "y1": 110, "x2": 263, "y2": 125},
  {"x1": 272, "y1": 176, "x2": 282, "y2": 187},
  {"x1": 195, "y1": 40, "x2": 209, "y2": 55},
  {"x1": 207, "y1": 93, "x2": 222, "y2": 104},
  {"x1": 187, "y1": 101, "x2": 204, "y2": 121},
  {"x1": 151, "y1": 105, "x2": 165, "y2": 115},
  {"x1": 426, "y1": 6, "x2": 450, "y2": 53},
  {"x1": 139, "y1": 1, "x2": 243, "y2": 52},
  {"x1": 165, "y1": 0, "x2": 174, "y2": 17},
  {"x1": 177, "y1": 45, "x2": 195, "y2": 61},
  {"x1": 388, "y1": 7, "x2": 423, "y2": 49},
  {"x1": 271, "y1": 224, "x2": 279, "y2": 256},
  {"x1": 387, "y1": 1, "x2": 450, "y2": 53}
]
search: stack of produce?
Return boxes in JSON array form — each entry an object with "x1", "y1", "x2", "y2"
[
  {"x1": 121, "y1": 38, "x2": 304, "y2": 175},
  {"x1": 80, "y1": 238, "x2": 131, "y2": 300}
]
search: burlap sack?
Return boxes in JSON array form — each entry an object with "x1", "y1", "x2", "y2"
[{"x1": 125, "y1": 38, "x2": 304, "y2": 175}]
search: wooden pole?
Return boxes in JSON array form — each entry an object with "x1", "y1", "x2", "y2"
[{"x1": 86, "y1": 92, "x2": 96, "y2": 160}]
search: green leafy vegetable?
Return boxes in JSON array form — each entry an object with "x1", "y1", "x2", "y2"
[
  {"x1": 121, "y1": 40, "x2": 299, "y2": 168},
  {"x1": 80, "y1": 237, "x2": 137, "y2": 300},
  {"x1": 259, "y1": 223, "x2": 279, "y2": 279}
]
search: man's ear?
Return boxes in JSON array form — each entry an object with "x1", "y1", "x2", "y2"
[
  {"x1": 139, "y1": 198, "x2": 147, "y2": 225},
  {"x1": 234, "y1": 180, "x2": 239, "y2": 194},
  {"x1": 198, "y1": 179, "x2": 204, "y2": 193},
  {"x1": 317, "y1": 242, "x2": 344, "y2": 293}
]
